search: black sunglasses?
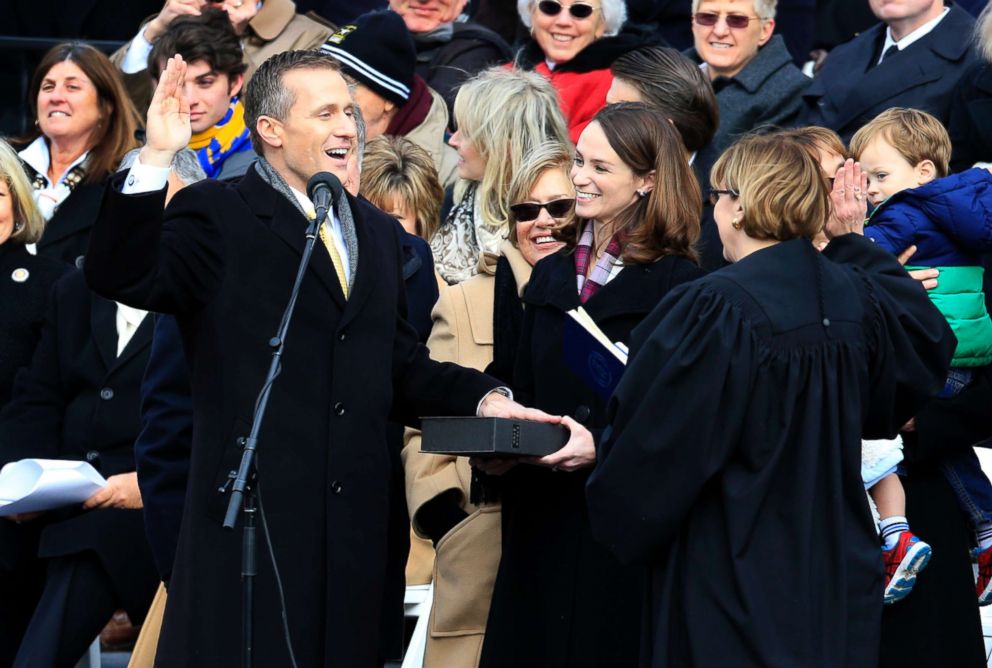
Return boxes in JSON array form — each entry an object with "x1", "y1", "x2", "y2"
[
  {"x1": 537, "y1": 0, "x2": 598, "y2": 20},
  {"x1": 693, "y1": 11, "x2": 761, "y2": 29},
  {"x1": 707, "y1": 188, "x2": 739, "y2": 206},
  {"x1": 509, "y1": 198, "x2": 575, "y2": 222}
]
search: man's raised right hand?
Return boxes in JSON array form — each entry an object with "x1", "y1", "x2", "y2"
[{"x1": 141, "y1": 55, "x2": 192, "y2": 168}]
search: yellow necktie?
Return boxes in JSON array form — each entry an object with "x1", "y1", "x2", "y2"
[{"x1": 307, "y1": 206, "x2": 349, "y2": 298}]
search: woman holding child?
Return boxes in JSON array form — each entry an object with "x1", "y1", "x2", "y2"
[
  {"x1": 476, "y1": 102, "x2": 704, "y2": 668},
  {"x1": 584, "y1": 131, "x2": 955, "y2": 667}
]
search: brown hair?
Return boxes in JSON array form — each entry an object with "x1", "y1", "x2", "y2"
[
  {"x1": 850, "y1": 107, "x2": 951, "y2": 178},
  {"x1": 779, "y1": 126, "x2": 848, "y2": 165},
  {"x1": 360, "y1": 135, "x2": 444, "y2": 239},
  {"x1": 26, "y1": 42, "x2": 141, "y2": 183},
  {"x1": 710, "y1": 132, "x2": 829, "y2": 241},
  {"x1": 506, "y1": 140, "x2": 575, "y2": 246},
  {"x1": 149, "y1": 7, "x2": 247, "y2": 81},
  {"x1": 610, "y1": 46, "x2": 719, "y2": 154},
  {"x1": 557, "y1": 102, "x2": 701, "y2": 264}
]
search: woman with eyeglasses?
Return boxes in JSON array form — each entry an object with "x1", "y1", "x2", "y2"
[
  {"x1": 514, "y1": 0, "x2": 660, "y2": 143},
  {"x1": 402, "y1": 140, "x2": 572, "y2": 668},
  {"x1": 475, "y1": 102, "x2": 704, "y2": 668},
  {"x1": 687, "y1": 0, "x2": 809, "y2": 181},
  {"x1": 582, "y1": 132, "x2": 954, "y2": 667}
]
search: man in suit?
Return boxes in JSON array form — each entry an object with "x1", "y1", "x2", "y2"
[
  {"x1": 84, "y1": 50, "x2": 560, "y2": 666},
  {"x1": 801, "y1": 0, "x2": 977, "y2": 142}
]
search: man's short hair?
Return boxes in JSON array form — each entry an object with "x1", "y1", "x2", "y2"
[
  {"x1": 148, "y1": 6, "x2": 246, "y2": 81},
  {"x1": 850, "y1": 107, "x2": 951, "y2": 178},
  {"x1": 691, "y1": 0, "x2": 777, "y2": 20},
  {"x1": 119, "y1": 148, "x2": 207, "y2": 186},
  {"x1": 243, "y1": 50, "x2": 342, "y2": 154}
]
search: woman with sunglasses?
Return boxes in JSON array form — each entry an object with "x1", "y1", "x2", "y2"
[
  {"x1": 582, "y1": 132, "x2": 954, "y2": 667},
  {"x1": 687, "y1": 0, "x2": 809, "y2": 181},
  {"x1": 402, "y1": 141, "x2": 572, "y2": 668},
  {"x1": 514, "y1": 0, "x2": 659, "y2": 143},
  {"x1": 475, "y1": 103, "x2": 704, "y2": 668}
]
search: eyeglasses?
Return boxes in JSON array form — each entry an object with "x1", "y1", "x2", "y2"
[
  {"x1": 707, "y1": 188, "x2": 739, "y2": 206},
  {"x1": 537, "y1": 0, "x2": 599, "y2": 20},
  {"x1": 693, "y1": 12, "x2": 762, "y2": 29},
  {"x1": 509, "y1": 198, "x2": 575, "y2": 222}
]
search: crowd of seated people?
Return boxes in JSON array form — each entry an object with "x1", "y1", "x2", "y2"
[{"x1": 1, "y1": 0, "x2": 991, "y2": 666}]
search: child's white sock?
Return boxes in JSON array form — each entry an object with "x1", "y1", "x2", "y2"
[
  {"x1": 977, "y1": 521, "x2": 992, "y2": 552},
  {"x1": 879, "y1": 516, "x2": 909, "y2": 549}
]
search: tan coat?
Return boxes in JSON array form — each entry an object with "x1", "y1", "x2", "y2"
[
  {"x1": 112, "y1": 0, "x2": 334, "y2": 113},
  {"x1": 406, "y1": 88, "x2": 460, "y2": 189},
  {"x1": 402, "y1": 242, "x2": 532, "y2": 668}
]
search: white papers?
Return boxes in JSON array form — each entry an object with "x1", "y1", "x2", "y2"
[
  {"x1": 0, "y1": 459, "x2": 107, "y2": 516},
  {"x1": 566, "y1": 306, "x2": 628, "y2": 364}
]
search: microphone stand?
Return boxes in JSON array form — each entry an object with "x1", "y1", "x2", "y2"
[{"x1": 222, "y1": 204, "x2": 326, "y2": 668}]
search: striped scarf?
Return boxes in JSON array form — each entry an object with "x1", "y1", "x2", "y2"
[
  {"x1": 188, "y1": 96, "x2": 252, "y2": 179},
  {"x1": 574, "y1": 220, "x2": 622, "y2": 303}
]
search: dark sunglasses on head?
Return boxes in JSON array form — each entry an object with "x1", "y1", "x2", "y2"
[
  {"x1": 509, "y1": 198, "x2": 575, "y2": 222},
  {"x1": 707, "y1": 188, "x2": 739, "y2": 206},
  {"x1": 693, "y1": 11, "x2": 761, "y2": 29},
  {"x1": 537, "y1": 0, "x2": 598, "y2": 20}
]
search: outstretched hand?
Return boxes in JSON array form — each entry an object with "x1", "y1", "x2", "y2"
[
  {"x1": 528, "y1": 416, "x2": 596, "y2": 472},
  {"x1": 824, "y1": 159, "x2": 868, "y2": 239},
  {"x1": 141, "y1": 55, "x2": 191, "y2": 168}
]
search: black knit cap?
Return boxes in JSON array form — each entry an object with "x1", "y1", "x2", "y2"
[{"x1": 319, "y1": 10, "x2": 415, "y2": 106}]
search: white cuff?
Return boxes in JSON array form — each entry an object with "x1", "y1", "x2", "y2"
[
  {"x1": 120, "y1": 29, "x2": 155, "y2": 74},
  {"x1": 121, "y1": 159, "x2": 171, "y2": 194},
  {"x1": 476, "y1": 387, "x2": 513, "y2": 416}
]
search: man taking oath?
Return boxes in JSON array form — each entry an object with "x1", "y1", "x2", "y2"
[{"x1": 84, "y1": 51, "x2": 559, "y2": 667}]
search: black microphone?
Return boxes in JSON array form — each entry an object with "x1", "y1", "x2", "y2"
[{"x1": 306, "y1": 172, "x2": 344, "y2": 223}]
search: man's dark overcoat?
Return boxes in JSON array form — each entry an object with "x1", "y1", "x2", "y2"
[
  {"x1": 84, "y1": 167, "x2": 497, "y2": 667},
  {"x1": 800, "y1": 4, "x2": 978, "y2": 142}
]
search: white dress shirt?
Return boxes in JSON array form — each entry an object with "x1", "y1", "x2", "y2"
[
  {"x1": 878, "y1": 8, "x2": 950, "y2": 64},
  {"x1": 115, "y1": 303, "x2": 148, "y2": 355},
  {"x1": 18, "y1": 136, "x2": 90, "y2": 222}
]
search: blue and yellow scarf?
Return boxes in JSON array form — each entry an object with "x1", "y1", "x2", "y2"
[{"x1": 188, "y1": 96, "x2": 252, "y2": 179}]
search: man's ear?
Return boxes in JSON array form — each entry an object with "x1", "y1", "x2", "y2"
[
  {"x1": 916, "y1": 159, "x2": 937, "y2": 185},
  {"x1": 758, "y1": 18, "x2": 775, "y2": 47},
  {"x1": 229, "y1": 72, "x2": 245, "y2": 99},
  {"x1": 256, "y1": 116, "x2": 283, "y2": 149}
]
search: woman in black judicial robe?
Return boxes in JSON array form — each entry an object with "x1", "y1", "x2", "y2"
[
  {"x1": 478, "y1": 104, "x2": 705, "y2": 668},
  {"x1": 585, "y1": 134, "x2": 956, "y2": 667}
]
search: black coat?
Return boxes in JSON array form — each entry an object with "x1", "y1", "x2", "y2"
[
  {"x1": 879, "y1": 365, "x2": 992, "y2": 667},
  {"x1": 34, "y1": 181, "x2": 107, "y2": 267},
  {"x1": 0, "y1": 269, "x2": 158, "y2": 620},
  {"x1": 480, "y1": 250, "x2": 704, "y2": 668},
  {"x1": 948, "y1": 61, "x2": 992, "y2": 173},
  {"x1": 84, "y1": 167, "x2": 498, "y2": 667},
  {"x1": 0, "y1": 243, "x2": 69, "y2": 408},
  {"x1": 586, "y1": 236, "x2": 955, "y2": 667},
  {"x1": 800, "y1": 4, "x2": 978, "y2": 142}
]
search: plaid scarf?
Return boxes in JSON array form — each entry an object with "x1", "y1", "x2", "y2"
[
  {"x1": 574, "y1": 220, "x2": 622, "y2": 303},
  {"x1": 188, "y1": 96, "x2": 252, "y2": 179}
]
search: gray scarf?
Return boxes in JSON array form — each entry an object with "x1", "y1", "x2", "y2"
[{"x1": 253, "y1": 157, "x2": 359, "y2": 285}]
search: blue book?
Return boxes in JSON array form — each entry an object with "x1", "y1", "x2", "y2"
[{"x1": 562, "y1": 307, "x2": 628, "y2": 402}]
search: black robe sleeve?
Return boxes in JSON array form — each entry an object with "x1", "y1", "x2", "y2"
[{"x1": 585, "y1": 281, "x2": 757, "y2": 565}]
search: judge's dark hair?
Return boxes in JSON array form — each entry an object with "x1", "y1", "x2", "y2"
[
  {"x1": 25, "y1": 42, "x2": 141, "y2": 184},
  {"x1": 555, "y1": 103, "x2": 701, "y2": 265},
  {"x1": 610, "y1": 47, "x2": 718, "y2": 154},
  {"x1": 148, "y1": 7, "x2": 246, "y2": 82},
  {"x1": 711, "y1": 132, "x2": 829, "y2": 241},
  {"x1": 244, "y1": 50, "x2": 343, "y2": 154}
]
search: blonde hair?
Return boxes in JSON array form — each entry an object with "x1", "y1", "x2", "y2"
[
  {"x1": 850, "y1": 107, "x2": 950, "y2": 178},
  {"x1": 452, "y1": 67, "x2": 570, "y2": 235},
  {"x1": 506, "y1": 141, "x2": 575, "y2": 246},
  {"x1": 779, "y1": 126, "x2": 848, "y2": 164},
  {"x1": 360, "y1": 136, "x2": 444, "y2": 239},
  {"x1": 977, "y1": 2, "x2": 992, "y2": 63},
  {"x1": 0, "y1": 139, "x2": 45, "y2": 245},
  {"x1": 711, "y1": 132, "x2": 828, "y2": 241},
  {"x1": 691, "y1": 0, "x2": 777, "y2": 19}
]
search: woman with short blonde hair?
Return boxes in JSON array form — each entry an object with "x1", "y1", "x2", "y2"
[
  {"x1": 360, "y1": 136, "x2": 444, "y2": 240},
  {"x1": 0, "y1": 141, "x2": 46, "y2": 245}
]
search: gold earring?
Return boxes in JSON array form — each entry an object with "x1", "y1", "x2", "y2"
[{"x1": 731, "y1": 217, "x2": 741, "y2": 230}]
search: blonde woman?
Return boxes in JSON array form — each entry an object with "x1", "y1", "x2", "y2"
[
  {"x1": 949, "y1": 2, "x2": 992, "y2": 170},
  {"x1": 403, "y1": 140, "x2": 573, "y2": 668},
  {"x1": 0, "y1": 139, "x2": 68, "y2": 412},
  {"x1": 360, "y1": 136, "x2": 445, "y2": 239},
  {"x1": 430, "y1": 67, "x2": 570, "y2": 284}
]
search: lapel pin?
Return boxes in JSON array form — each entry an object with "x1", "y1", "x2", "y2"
[{"x1": 11, "y1": 268, "x2": 29, "y2": 283}]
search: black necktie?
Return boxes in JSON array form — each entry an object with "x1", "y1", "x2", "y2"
[{"x1": 880, "y1": 44, "x2": 899, "y2": 64}]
